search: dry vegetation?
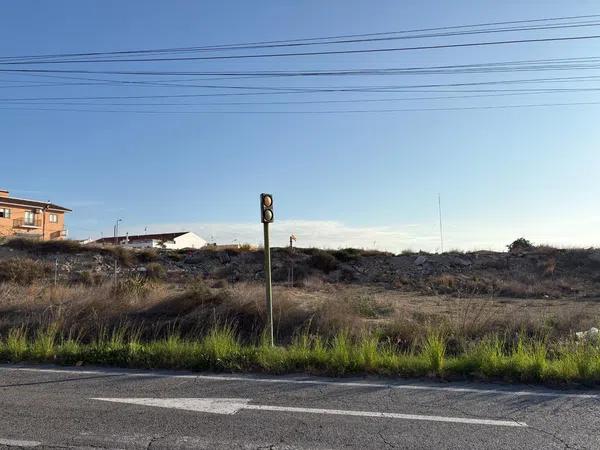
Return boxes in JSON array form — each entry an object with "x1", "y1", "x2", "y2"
[
  {"x1": 0, "y1": 276, "x2": 598, "y2": 349},
  {"x1": 1, "y1": 278, "x2": 600, "y2": 383},
  {"x1": 1, "y1": 237, "x2": 600, "y2": 383}
]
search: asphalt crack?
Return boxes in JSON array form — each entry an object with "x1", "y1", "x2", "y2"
[
  {"x1": 146, "y1": 434, "x2": 165, "y2": 450},
  {"x1": 377, "y1": 429, "x2": 397, "y2": 449}
]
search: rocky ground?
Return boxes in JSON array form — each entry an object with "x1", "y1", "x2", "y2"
[{"x1": 1, "y1": 239, "x2": 599, "y2": 299}]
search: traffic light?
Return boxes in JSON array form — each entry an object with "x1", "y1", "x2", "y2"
[{"x1": 260, "y1": 193, "x2": 274, "y2": 223}]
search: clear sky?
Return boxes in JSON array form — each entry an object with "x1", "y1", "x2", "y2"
[{"x1": 1, "y1": 1, "x2": 599, "y2": 252}]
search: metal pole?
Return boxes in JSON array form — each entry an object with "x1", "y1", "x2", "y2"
[
  {"x1": 113, "y1": 220, "x2": 118, "y2": 286},
  {"x1": 438, "y1": 193, "x2": 444, "y2": 254},
  {"x1": 289, "y1": 236, "x2": 294, "y2": 288},
  {"x1": 263, "y1": 222, "x2": 274, "y2": 346},
  {"x1": 54, "y1": 257, "x2": 58, "y2": 286},
  {"x1": 42, "y1": 206, "x2": 46, "y2": 241}
]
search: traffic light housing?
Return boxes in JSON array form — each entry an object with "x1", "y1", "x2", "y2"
[{"x1": 261, "y1": 193, "x2": 274, "y2": 223}]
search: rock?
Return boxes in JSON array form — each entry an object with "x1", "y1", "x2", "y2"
[
  {"x1": 452, "y1": 257, "x2": 472, "y2": 267},
  {"x1": 589, "y1": 252, "x2": 600, "y2": 263},
  {"x1": 576, "y1": 327, "x2": 599, "y2": 341},
  {"x1": 414, "y1": 255, "x2": 427, "y2": 266}
]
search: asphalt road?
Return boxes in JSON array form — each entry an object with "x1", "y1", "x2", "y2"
[{"x1": 0, "y1": 365, "x2": 599, "y2": 449}]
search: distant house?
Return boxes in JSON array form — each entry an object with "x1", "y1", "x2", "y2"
[
  {"x1": 0, "y1": 189, "x2": 71, "y2": 240},
  {"x1": 93, "y1": 231, "x2": 206, "y2": 250}
]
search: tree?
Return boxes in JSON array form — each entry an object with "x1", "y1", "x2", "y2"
[{"x1": 507, "y1": 238, "x2": 534, "y2": 253}]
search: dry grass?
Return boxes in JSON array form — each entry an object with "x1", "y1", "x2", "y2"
[
  {"x1": 0, "y1": 277, "x2": 597, "y2": 350},
  {"x1": 2, "y1": 238, "x2": 158, "y2": 266}
]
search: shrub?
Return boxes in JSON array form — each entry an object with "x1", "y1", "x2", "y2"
[
  {"x1": 3, "y1": 238, "x2": 83, "y2": 254},
  {"x1": 0, "y1": 258, "x2": 51, "y2": 284},
  {"x1": 351, "y1": 295, "x2": 393, "y2": 318},
  {"x1": 115, "y1": 275, "x2": 150, "y2": 299},
  {"x1": 73, "y1": 270, "x2": 103, "y2": 286},
  {"x1": 108, "y1": 246, "x2": 136, "y2": 267},
  {"x1": 330, "y1": 248, "x2": 362, "y2": 262},
  {"x1": 308, "y1": 250, "x2": 339, "y2": 273},
  {"x1": 508, "y1": 238, "x2": 534, "y2": 253},
  {"x1": 145, "y1": 262, "x2": 167, "y2": 280},
  {"x1": 137, "y1": 248, "x2": 159, "y2": 263}
]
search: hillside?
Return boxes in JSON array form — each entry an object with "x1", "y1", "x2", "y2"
[{"x1": 1, "y1": 238, "x2": 599, "y2": 299}]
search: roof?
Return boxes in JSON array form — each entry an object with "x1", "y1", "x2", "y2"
[
  {"x1": 93, "y1": 231, "x2": 189, "y2": 244},
  {"x1": 0, "y1": 196, "x2": 71, "y2": 212}
]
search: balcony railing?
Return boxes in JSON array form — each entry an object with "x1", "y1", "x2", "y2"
[
  {"x1": 13, "y1": 218, "x2": 42, "y2": 228},
  {"x1": 50, "y1": 229, "x2": 68, "y2": 239}
]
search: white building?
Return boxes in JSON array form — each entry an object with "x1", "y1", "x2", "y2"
[{"x1": 93, "y1": 231, "x2": 206, "y2": 250}]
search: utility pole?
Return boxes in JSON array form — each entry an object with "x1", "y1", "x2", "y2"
[
  {"x1": 260, "y1": 193, "x2": 274, "y2": 346},
  {"x1": 42, "y1": 202, "x2": 50, "y2": 241},
  {"x1": 289, "y1": 234, "x2": 296, "y2": 288},
  {"x1": 114, "y1": 218, "x2": 122, "y2": 286},
  {"x1": 438, "y1": 194, "x2": 444, "y2": 254},
  {"x1": 114, "y1": 218, "x2": 122, "y2": 246}
]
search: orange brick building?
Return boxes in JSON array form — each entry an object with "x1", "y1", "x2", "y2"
[{"x1": 0, "y1": 189, "x2": 71, "y2": 240}]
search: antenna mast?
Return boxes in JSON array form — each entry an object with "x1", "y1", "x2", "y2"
[{"x1": 438, "y1": 193, "x2": 444, "y2": 253}]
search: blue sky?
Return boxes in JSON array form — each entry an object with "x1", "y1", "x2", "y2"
[{"x1": 1, "y1": 1, "x2": 599, "y2": 251}]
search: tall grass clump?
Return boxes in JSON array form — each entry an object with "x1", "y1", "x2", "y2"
[
  {"x1": 459, "y1": 336, "x2": 505, "y2": 377},
  {"x1": 31, "y1": 325, "x2": 59, "y2": 361},
  {"x1": 200, "y1": 325, "x2": 242, "y2": 370},
  {"x1": 544, "y1": 341, "x2": 600, "y2": 383},
  {"x1": 421, "y1": 331, "x2": 446, "y2": 374},
  {"x1": 4, "y1": 327, "x2": 28, "y2": 360},
  {"x1": 505, "y1": 337, "x2": 549, "y2": 382},
  {"x1": 329, "y1": 330, "x2": 353, "y2": 374},
  {"x1": 354, "y1": 334, "x2": 380, "y2": 372}
]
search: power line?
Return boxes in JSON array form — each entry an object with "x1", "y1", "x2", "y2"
[
  {"x1": 2, "y1": 74, "x2": 600, "y2": 102},
  {"x1": 1, "y1": 100, "x2": 599, "y2": 114},
  {"x1": 2, "y1": 14, "x2": 600, "y2": 62},
  {"x1": 7, "y1": 21, "x2": 600, "y2": 64},
  {"x1": 3, "y1": 34, "x2": 600, "y2": 65},
  {"x1": 3, "y1": 55, "x2": 600, "y2": 79},
  {"x1": 0, "y1": 90, "x2": 585, "y2": 107}
]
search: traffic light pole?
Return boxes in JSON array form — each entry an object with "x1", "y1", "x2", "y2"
[{"x1": 263, "y1": 222, "x2": 274, "y2": 346}]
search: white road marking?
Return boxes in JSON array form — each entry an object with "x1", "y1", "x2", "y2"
[
  {"x1": 0, "y1": 438, "x2": 41, "y2": 447},
  {"x1": 4, "y1": 366, "x2": 597, "y2": 399},
  {"x1": 92, "y1": 397, "x2": 528, "y2": 427}
]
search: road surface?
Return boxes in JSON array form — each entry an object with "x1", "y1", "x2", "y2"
[{"x1": 0, "y1": 365, "x2": 599, "y2": 449}]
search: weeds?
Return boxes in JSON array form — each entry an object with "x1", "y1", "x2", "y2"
[
  {"x1": 0, "y1": 259, "x2": 51, "y2": 284},
  {"x1": 422, "y1": 331, "x2": 446, "y2": 374},
  {"x1": 2, "y1": 325, "x2": 599, "y2": 384}
]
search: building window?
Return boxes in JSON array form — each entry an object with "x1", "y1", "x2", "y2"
[
  {"x1": 24, "y1": 211, "x2": 35, "y2": 225},
  {"x1": 49, "y1": 213, "x2": 58, "y2": 223},
  {"x1": 0, "y1": 208, "x2": 10, "y2": 219}
]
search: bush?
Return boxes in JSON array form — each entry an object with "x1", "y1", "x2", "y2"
[
  {"x1": 0, "y1": 258, "x2": 51, "y2": 284},
  {"x1": 145, "y1": 262, "x2": 167, "y2": 280},
  {"x1": 3, "y1": 238, "x2": 83, "y2": 254},
  {"x1": 330, "y1": 248, "x2": 362, "y2": 262},
  {"x1": 73, "y1": 270, "x2": 103, "y2": 286},
  {"x1": 508, "y1": 238, "x2": 534, "y2": 253},
  {"x1": 1, "y1": 237, "x2": 147, "y2": 267},
  {"x1": 137, "y1": 248, "x2": 159, "y2": 263},
  {"x1": 115, "y1": 275, "x2": 150, "y2": 299},
  {"x1": 308, "y1": 250, "x2": 339, "y2": 273}
]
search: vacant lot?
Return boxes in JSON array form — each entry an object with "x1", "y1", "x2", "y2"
[
  {"x1": 1, "y1": 238, "x2": 599, "y2": 383},
  {"x1": 1, "y1": 278, "x2": 598, "y2": 344}
]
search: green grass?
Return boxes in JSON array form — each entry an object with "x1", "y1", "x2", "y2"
[{"x1": 1, "y1": 326, "x2": 600, "y2": 385}]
